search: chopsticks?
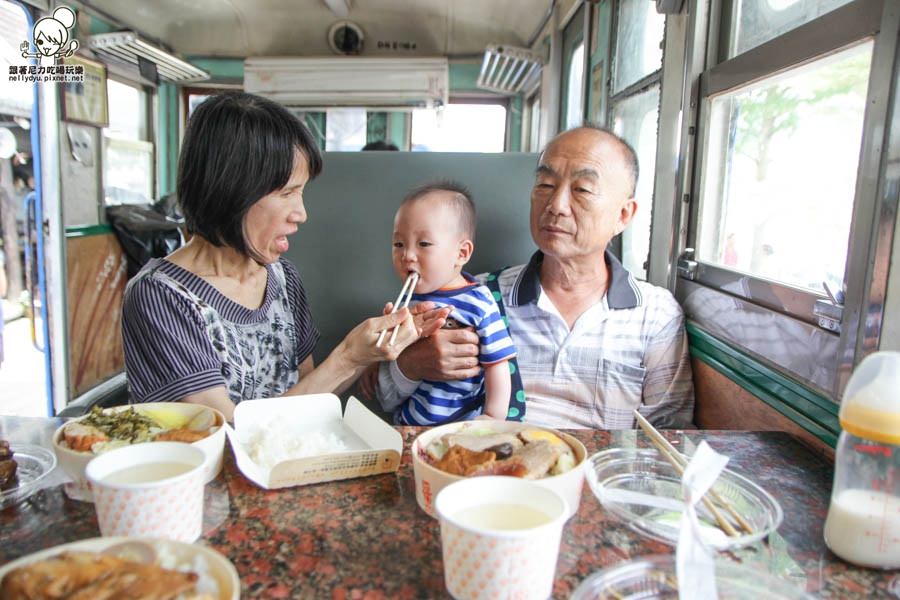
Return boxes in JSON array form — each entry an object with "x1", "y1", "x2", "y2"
[
  {"x1": 633, "y1": 410, "x2": 754, "y2": 537},
  {"x1": 376, "y1": 272, "x2": 419, "y2": 347}
]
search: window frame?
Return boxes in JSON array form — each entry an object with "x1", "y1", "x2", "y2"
[
  {"x1": 523, "y1": 88, "x2": 542, "y2": 152},
  {"x1": 609, "y1": 0, "x2": 666, "y2": 101},
  {"x1": 606, "y1": 0, "x2": 667, "y2": 279},
  {"x1": 559, "y1": 3, "x2": 587, "y2": 131},
  {"x1": 688, "y1": 0, "x2": 883, "y2": 319},
  {"x1": 102, "y1": 75, "x2": 156, "y2": 203},
  {"x1": 674, "y1": 0, "x2": 898, "y2": 399}
]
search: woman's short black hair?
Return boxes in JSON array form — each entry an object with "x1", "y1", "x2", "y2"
[{"x1": 177, "y1": 93, "x2": 323, "y2": 255}]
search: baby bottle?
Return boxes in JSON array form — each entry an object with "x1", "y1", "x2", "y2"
[{"x1": 823, "y1": 351, "x2": 900, "y2": 569}]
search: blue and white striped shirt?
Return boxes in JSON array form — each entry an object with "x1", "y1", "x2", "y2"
[{"x1": 395, "y1": 274, "x2": 517, "y2": 425}]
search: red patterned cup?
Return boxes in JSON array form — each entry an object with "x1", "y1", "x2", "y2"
[
  {"x1": 435, "y1": 477, "x2": 568, "y2": 600},
  {"x1": 85, "y1": 442, "x2": 205, "y2": 543}
]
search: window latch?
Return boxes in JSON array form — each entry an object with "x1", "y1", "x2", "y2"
[
  {"x1": 677, "y1": 248, "x2": 698, "y2": 281},
  {"x1": 814, "y1": 281, "x2": 843, "y2": 333}
]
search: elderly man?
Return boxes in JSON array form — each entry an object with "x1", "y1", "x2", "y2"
[{"x1": 373, "y1": 126, "x2": 694, "y2": 429}]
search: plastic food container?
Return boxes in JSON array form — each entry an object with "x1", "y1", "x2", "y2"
[
  {"x1": 570, "y1": 555, "x2": 813, "y2": 599},
  {"x1": 585, "y1": 448, "x2": 782, "y2": 549},
  {"x1": 411, "y1": 421, "x2": 587, "y2": 519},
  {"x1": 0, "y1": 444, "x2": 57, "y2": 509},
  {"x1": 53, "y1": 402, "x2": 225, "y2": 501}
]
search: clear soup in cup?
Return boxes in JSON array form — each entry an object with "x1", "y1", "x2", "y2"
[{"x1": 85, "y1": 442, "x2": 206, "y2": 543}]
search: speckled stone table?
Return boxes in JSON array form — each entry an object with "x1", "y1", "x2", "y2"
[{"x1": 1, "y1": 416, "x2": 898, "y2": 598}]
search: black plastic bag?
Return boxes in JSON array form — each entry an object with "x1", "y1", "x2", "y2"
[{"x1": 106, "y1": 204, "x2": 183, "y2": 278}]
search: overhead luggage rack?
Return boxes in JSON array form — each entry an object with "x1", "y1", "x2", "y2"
[
  {"x1": 88, "y1": 32, "x2": 209, "y2": 83},
  {"x1": 476, "y1": 45, "x2": 542, "y2": 95}
]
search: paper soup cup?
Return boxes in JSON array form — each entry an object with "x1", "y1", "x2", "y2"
[
  {"x1": 435, "y1": 477, "x2": 569, "y2": 600},
  {"x1": 85, "y1": 442, "x2": 205, "y2": 543},
  {"x1": 412, "y1": 421, "x2": 586, "y2": 519}
]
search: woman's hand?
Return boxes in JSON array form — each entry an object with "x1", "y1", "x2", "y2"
[
  {"x1": 287, "y1": 309, "x2": 424, "y2": 398},
  {"x1": 383, "y1": 301, "x2": 451, "y2": 338},
  {"x1": 340, "y1": 308, "x2": 421, "y2": 367}
]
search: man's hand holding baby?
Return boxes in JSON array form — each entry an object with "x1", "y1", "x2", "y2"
[{"x1": 396, "y1": 328, "x2": 481, "y2": 382}]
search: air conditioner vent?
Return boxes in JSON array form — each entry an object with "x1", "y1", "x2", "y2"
[
  {"x1": 476, "y1": 45, "x2": 542, "y2": 95},
  {"x1": 88, "y1": 32, "x2": 209, "y2": 83}
]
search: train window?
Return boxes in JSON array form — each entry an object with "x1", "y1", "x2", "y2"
[
  {"x1": 606, "y1": 0, "x2": 666, "y2": 280},
  {"x1": 674, "y1": 0, "x2": 892, "y2": 395},
  {"x1": 103, "y1": 80, "x2": 153, "y2": 204},
  {"x1": 726, "y1": 0, "x2": 854, "y2": 59},
  {"x1": 564, "y1": 42, "x2": 586, "y2": 131},
  {"x1": 325, "y1": 108, "x2": 367, "y2": 151},
  {"x1": 410, "y1": 103, "x2": 507, "y2": 152},
  {"x1": 612, "y1": 0, "x2": 664, "y2": 94},
  {"x1": 612, "y1": 85, "x2": 660, "y2": 280},
  {"x1": 560, "y1": 4, "x2": 586, "y2": 131},
  {"x1": 696, "y1": 42, "x2": 872, "y2": 294},
  {"x1": 106, "y1": 80, "x2": 148, "y2": 140},
  {"x1": 187, "y1": 94, "x2": 210, "y2": 118},
  {"x1": 288, "y1": 110, "x2": 327, "y2": 150}
]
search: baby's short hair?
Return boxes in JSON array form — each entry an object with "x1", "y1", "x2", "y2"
[{"x1": 402, "y1": 180, "x2": 476, "y2": 241}]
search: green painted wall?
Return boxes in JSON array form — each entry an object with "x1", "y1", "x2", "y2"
[
  {"x1": 186, "y1": 57, "x2": 244, "y2": 83},
  {"x1": 304, "y1": 113, "x2": 327, "y2": 149},
  {"x1": 158, "y1": 83, "x2": 178, "y2": 197},
  {"x1": 387, "y1": 112, "x2": 408, "y2": 150},
  {"x1": 87, "y1": 15, "x2": 115, "y2": 35},
  {"x1": 449, "y1": 62, "x2": 482, "y2": 91},
  {"x1": 364, "y1": 112, "x2": 408, "y2": 149},
  {"x1": 509, "y1": 96, "x2": 523, "y2": 154},
  {"x1": 366, "y1": 113, "x2": 388, "y2": 144},
  {"x1": 65, "y1": 224, "x2": 114, "y2": 238}
]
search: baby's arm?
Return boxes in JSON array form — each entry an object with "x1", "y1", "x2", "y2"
[{"x1": 482, "y1": 361, "x2": 511, "y2": 419}]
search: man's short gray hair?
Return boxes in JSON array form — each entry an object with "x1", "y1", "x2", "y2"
[{"x1": 543, "y1": 123, "x2": 639, "y2": 197}]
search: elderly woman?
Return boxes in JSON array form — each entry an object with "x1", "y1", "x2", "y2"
[{"x1": 122, "y1": 93, "x2": 446, "y2": 420}]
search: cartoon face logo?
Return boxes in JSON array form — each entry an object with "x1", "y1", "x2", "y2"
[{"x1": 20, "y1": 6, "x2": 80, "y2": 66}]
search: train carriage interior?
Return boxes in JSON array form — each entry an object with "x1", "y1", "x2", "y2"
[{"x1": 0, "y1": 0, "x2": 898, "y2": 465}]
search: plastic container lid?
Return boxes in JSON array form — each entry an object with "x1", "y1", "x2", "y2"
[
  {"x1": 570, "y1": 555, "x2": 813, "y2": 600},
  {"x1": 0, "y1": 444, "x2": 57, "y2": 509},
  {"x1": 585, "y1": 448, "x2": 782, "y2": 550},
  {"x1": 840, "y1": 351, "x2": 900, "y2": 445}
]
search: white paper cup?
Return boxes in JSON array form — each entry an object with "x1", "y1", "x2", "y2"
[
  {"x1": 435, "y1": 477, "x2": 569, "y2": 600},
  {"x1": 85, "y1": 442, "x2": 205, "y2": 543}
]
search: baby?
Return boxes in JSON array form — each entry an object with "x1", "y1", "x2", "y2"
[{"x1": 387, "y1": 181, "x2": 516, "y2": 425}]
